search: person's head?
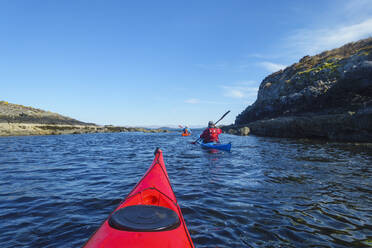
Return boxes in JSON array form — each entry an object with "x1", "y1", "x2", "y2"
[
  {"x1": 208, "y1": 121, "x2": 214, "y2": 128},
  {"x1": 185, "y1": 126, "x2": 188, "y2": 129}
]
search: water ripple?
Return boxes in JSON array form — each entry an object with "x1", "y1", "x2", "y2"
[{"x1": 0, "y1": 133, "x2": 371, "y2": 247}]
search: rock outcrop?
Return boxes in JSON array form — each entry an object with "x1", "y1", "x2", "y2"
[
  {"x1": 0, "y1": 101, "x2": 170, "y2": 136},
  {"x1": 0, "y1": 101, "x2": 91, "y2": 125},
  {"x1": 229, "y1": 37, "x2": 372, "y2": 142}
]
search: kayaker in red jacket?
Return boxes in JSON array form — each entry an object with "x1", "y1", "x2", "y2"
[{"x1": 200, "y1": 121, "x2": 222, "y2": 143}]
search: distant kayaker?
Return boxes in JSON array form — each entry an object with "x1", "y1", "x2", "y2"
[
  {"x1": 200, "y1": 121, "x2": 222, "y2": 143},
  {"x1": 183, "y1": 126, "x2": 191, "y2": 134}
]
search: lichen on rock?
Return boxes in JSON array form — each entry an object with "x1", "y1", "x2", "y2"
[{"x1": 232, "y1": 37, "x2": 372, "y2": 142}]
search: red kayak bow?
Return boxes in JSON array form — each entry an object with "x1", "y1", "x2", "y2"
[{"x1": 84, "y1": 148, "x2": 194, "y2": 248}]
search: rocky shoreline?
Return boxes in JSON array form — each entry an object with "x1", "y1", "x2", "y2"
[
  {"x1": 0, "y1": 123, "x2": 170, "y2": 137},
  {"x1": 0, "y1": 101, "x2": 169, "y2": 136},
  {"x1": 228, "y1": 37, "x2": 372, "y2": 143},
  {"x1": 223, "y1": 107, "x2": 372, "y2": 142}
]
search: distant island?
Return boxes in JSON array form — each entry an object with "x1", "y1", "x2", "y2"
[
  {"x1": 0, "y1": 101, "x2": 170, "y2": 136},
  {"x1": 223, "y1": 37, "x2": 372, "y2": 142}
]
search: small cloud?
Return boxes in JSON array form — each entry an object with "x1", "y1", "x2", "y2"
[
  {"x1": 259, "y1": 62, "x2": 286, "y2": 73},
  {"x1": 185, "y1": 99, "x2": 228, "y2": 105},
  {"x1": 221, "y1": 84, "x2": 259, "y2": 100},
  {"x1": 236, "y1": 81, "x2": 257, "y2": 86},
  {"x1": 344, "y1": 0, "x2": 372, "y2": 21},
  {"x1": 287, "y1": 18, "x2": 372, "y2": 56},
  {"x1": 195, "y1": 63, "x2": 228, "y2": 70},
  {"x1": 243, "y1": 53, "x2": 283, "y2": 60},
  {"x1": 226, "y1": 89, "x2": 244, "y2": 98},
  {"x1": 204, "y1": 100, "x2": 227, "y2": 105},
  {"x1": 185, "y1": 98, "x2": 200, "y2": 104},
  {"x1": 246, "y1": 53, "x2": 266, "y2": 59},
  {"x1": 238, "y1": 64, "x2": 251, "y2": 69}
]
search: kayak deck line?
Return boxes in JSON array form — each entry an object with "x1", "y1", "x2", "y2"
[
  {"x1": 83, "y1": 148, "x2": 194, "y2": 248},
  {"x1": 124, "y1": 149, "x2": 178, "y2": 205},
  {"x1": 115, "y1": 187, "x2": 180, "y2": 209}
]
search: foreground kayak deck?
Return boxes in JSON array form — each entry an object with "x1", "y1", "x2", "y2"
[
  {"x1": 84, "y1": 149, "x2": 194, "y2": 248},
  {"x1": 197, "y1": 140, "x2": 232, "y2": 152}
]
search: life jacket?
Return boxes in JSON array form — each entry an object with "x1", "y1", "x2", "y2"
[{"x1": 201, "y1": 128, "x2": 221, "y2": 143}]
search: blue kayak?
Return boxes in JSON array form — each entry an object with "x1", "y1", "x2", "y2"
[{"x1": 197, "y1": 140, "x2": 232, "y2": 152}]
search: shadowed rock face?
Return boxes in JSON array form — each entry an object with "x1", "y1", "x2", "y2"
[
  {"x1": 232, "y1": 37, "x2": 372, "y2": 142},
  {"x1": 236, "y1": 38, "x2": 372, "y2": 124}
]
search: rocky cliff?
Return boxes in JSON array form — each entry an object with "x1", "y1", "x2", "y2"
[{"x1": 230, "y1": 37, "x2": 372, "y2": 142}]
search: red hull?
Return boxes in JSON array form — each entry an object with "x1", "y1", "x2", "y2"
[{"x1": 84, "y1": 149, "x2": 194, "y2": 248}]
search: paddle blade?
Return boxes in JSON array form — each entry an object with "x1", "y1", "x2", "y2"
[{"x1": 215, "y1": 110, "x2": 230, "y2": 125}]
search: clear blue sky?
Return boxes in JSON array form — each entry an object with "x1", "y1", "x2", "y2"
[{"x1": 1, "y1": 0, "x2": 372, "y2": 127}]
